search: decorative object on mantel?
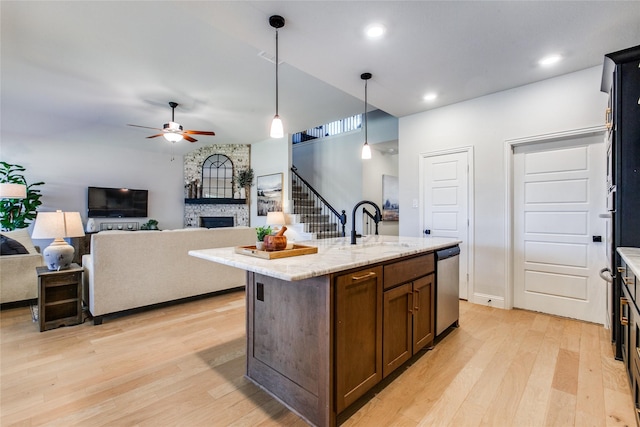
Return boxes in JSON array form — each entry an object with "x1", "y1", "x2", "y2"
[
  {"x1": 235, "y1": 243, "x2": 317, "y2": 259},
  {"x1": 234, "y1": 168, "x2": 254, "y2": 203},
  {"x1": 263, "y1": 225, "x2": 287, "y2": 251},
  {"x1": 185, "y1": 179, "x2": 202, "y2": 199},
  {"x1": 255, "y1": 225, "x2": 272, "y2": 250},
  {"x1": 140, "y1": 219, "x2": 159, "y2": 230},
  {"x1": 32, "y1": 210, "x2": 85, "y2": 270},
  {"x1": 0, "y1": 161, "x2": 44, "y2": 231}
]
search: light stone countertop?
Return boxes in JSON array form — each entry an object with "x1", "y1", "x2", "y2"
[
  {"x1": 618, "y1": 247, "x2": 640, "y2": 278},
  {"x1": 189, "y1": 235, "x2": 461, "y2": 282}
]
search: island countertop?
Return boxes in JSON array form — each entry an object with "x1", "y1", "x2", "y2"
[
  {"x1": 618, "y1": 247, "x2": 640, "y2": 278},
  {"x1": 189, "y1": 235, "x2": 461, "y2": 281}
]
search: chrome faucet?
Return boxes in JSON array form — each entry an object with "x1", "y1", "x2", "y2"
[{"x1": 351, "y1": 200, "x2": 382, "y2": 244}]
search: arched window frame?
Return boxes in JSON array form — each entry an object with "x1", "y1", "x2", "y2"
[{"x1": 201, "y1": 154, "x2": 234, "y2": 198}]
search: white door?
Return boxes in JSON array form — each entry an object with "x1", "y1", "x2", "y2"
[
  {"x1": 422, "y1": 151, "x2": 470, "y2": 300},
  {"x1": 513, "y1": 135, "x2": 606, "y2": 324}
]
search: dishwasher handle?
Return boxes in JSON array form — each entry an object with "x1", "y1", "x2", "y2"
[{"x1": 436, "y1": 245, "x2": 460, "y2": 260}]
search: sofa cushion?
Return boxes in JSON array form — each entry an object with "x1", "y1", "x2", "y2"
[
  {"x1": 0, "y1": 229, "x2": 38, "y2": 255},
  {"x1": 0, "y1": 235, "x2": 28, "y2": 255}
]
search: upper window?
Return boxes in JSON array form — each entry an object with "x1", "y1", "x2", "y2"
[{"x1": 201, "y1": 154, "x2": 233, "y2": 198}]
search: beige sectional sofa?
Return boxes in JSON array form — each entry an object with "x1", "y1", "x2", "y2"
[
  {"x1": 82, "y1": 227, "x2": 255, "y2": 324},
  {"x1": 0, "y1": 229, "x2": 45, "y2": 305}
]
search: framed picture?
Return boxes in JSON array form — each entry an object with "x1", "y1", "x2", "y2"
[
  {"x1": 257, "y1": 173, "x2": 283, "y2": 216},
  {"x1": 382, "y1": 175, "x2": 399, "y2": 221}
]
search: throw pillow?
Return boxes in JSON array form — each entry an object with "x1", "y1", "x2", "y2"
[
  {"x1": 0, "y1": 235, "x2": 28, "y2": 255},
  {"x1": 0, "y1": 229, "x2": 38, "y2": 254}
]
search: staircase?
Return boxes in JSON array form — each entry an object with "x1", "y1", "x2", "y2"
[{"x1": 288, "y1": 167, "x2": 346, "y2": 240}]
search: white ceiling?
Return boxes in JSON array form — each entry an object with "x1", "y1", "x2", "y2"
[{"x1": 2, "y1": 1, "x2": 639, "y2": 155}]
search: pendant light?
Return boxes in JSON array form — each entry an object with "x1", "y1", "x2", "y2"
[
  {"x1": 269, "y1": 15, "x2": 285, "y2": 139},
  {"x1": 361, "y1": 72, "x2": 372, "y2": 159}
]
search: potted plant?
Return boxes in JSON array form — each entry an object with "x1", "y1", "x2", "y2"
[
  {"x1": 0, "y1": 161, "x2": 44, "y2": 231},
  {"x1": 234, "y1": 168, "x2": 254, "y2": 202},
  {"x1": 141, "y1": 219, "x2": 159, "y2": 230},
  {"x1": 255, "y1": 225, "x2": 272, "y2": 250}
]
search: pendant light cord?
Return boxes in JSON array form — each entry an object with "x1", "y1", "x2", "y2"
[
  {"x1": 364, "y1": 78, "x2": 368, "y2": 143},
  {"x1": 275, "y1": 28, "x2": 279, "y2": 116}
]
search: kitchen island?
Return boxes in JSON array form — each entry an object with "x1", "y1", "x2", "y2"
[{"x1": 190, "y1": 235, "x2": 460, "y2": 426}]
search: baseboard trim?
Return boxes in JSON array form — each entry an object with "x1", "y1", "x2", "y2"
[
  {"x1": 471, "y1": 293, "x2": 505, "y2": 309},
  {"x1": 0, "y1": 298, "x2": 37, "y2": 311}
]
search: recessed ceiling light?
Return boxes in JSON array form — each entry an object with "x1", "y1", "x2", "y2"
[
  {"x1": 539, "y1": 54, "x2": 562, "y2": 66},
  {"x1": 365, "y1": 23, "x2": 386, "y2": 39},
  {"x1": 423, "y1": 93, "x2": 438, "y2": 102}
]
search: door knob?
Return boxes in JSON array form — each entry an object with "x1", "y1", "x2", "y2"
[{"x1": 424, "y1": 229, "x2": 431, "y2": 235}]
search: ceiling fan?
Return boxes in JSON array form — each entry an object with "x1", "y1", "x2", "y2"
[{"x1": 127, "y1": 102, "x2": 215, "y2": 143}]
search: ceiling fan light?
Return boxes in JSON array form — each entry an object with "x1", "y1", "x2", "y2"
[
  {"x1": 361, "y1": 141, "x2": 372, "y2": 159},
  {"x1": 163, "y1": 132, "x2": 183, "y2": 143},
  {"x1": 270, "y1": 115, "x2": 284, "y2": 139}
]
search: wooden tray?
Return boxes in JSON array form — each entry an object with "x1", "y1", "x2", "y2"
[{"x1": 235, "y1": 244, "x2": 318, "y2": 259}]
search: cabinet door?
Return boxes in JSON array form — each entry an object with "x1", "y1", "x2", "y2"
[
  {"x1": 383, "y1": 282, "x2": 413, "y2": 378},
  {"x1": 335, "y1": 266, "x2": 383, "y2": 413},
  {"x1": 413, "y1": 273, "x2": 435, "y2": 352}
]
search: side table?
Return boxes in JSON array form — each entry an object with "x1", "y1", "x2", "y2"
[{"x1": 37, "y1": 263, "x2": 83, "y2": 332}]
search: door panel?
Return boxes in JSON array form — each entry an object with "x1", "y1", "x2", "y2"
[
  {"x1": 422, "y1": 151, "x2": 469, "y2": 299},
  {"x1": 513, "y1": 136, "x2": 606, "y2": 323}
]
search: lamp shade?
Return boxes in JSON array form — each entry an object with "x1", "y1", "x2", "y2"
[
  {"x1": 266, "y1": 211, "x2": 286, "y2": 226},
  {"x1": 32, "y1": 211, "x2": 85, "y2": 239},
  {"x1": 270, "y1": 115, "x2": 284, "y2": 139},
  {"x1": 361, "y1": 142, "x2": 372, "y2": 159},
  {"x1": 0, "y1": 183, "x2": 27, "y2": 199},
  {"x1": 32, "y1": 210, "x2": 84, "y2": 270}
]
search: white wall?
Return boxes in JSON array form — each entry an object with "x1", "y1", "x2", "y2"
[
  {"x1": 1, "y1": 132, "x2": 183, "y2": 248},
  {"x1": 292, "y1": 110, "x2": 399, "y2": 235},
  {"x1": 250, "y1": 136, "x2": 291, "y2": 227},
  {"x1": 399, "y1": 66, "x2": 608, "y2": 302}
]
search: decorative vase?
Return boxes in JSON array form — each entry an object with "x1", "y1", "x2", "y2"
[
  {"x1": 256, "y1": 241, "x2": 264, "y2": 250},
  {"x1": 240, "y1": 187, "x2": 246, "y2": 199},
  {"x1": 86, "y1": 218, "x2": 96, "y2": 233}
]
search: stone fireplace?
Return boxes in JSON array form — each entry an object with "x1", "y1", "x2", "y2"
[{"x1": 183, "y1": 144, "x2": 251, "y2": 228}]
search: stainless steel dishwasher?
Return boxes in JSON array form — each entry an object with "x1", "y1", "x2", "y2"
[{"x1": 436, "y1": 245, "x2": 460, "y2": 336}]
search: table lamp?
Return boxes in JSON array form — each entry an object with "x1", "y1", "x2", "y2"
[
  {"x1": 32, "y1": 210, "x2": 85, "y2": 270},
  {"x1": 266, "y1": 211, "x2": 286, "y2": 232},
  {"x1": 0, "y1": 183, "x2": 27, "y2": 199}
]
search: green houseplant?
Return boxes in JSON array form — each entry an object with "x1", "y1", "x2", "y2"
[
  {"x1": 140, "y1": 219, "x2": 159, "y2": 230},
  {"x1": 255, "y1": 225, "x2": 272, "y2": 250},
  {"x1": 234, "y1": 168, "x2": 254, "y2": 202},
  {"x1": 0, "y1": 161, "x2": 44, "y2": 231}
]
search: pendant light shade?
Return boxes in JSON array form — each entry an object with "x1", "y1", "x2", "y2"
[
  {"x1": 361, "y1": 72, "x2": 372, "y2": 159},
  {"x1": 269, "y1": 15, "x2": 285, "y2": 139}
]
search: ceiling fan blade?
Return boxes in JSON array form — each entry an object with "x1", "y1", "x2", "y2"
[
  {"x1": 183, "y1": 130, "x2": 215, "y2": 136},
  {"x1": 183, "y1": 134, "x2": 198, "y2": 143},
  {"x1": 146, "y1": 134, "x2": 164, "y2": 139},
  {"x1": 128, "y1": 124, "x2": 163, "y2": 131}
]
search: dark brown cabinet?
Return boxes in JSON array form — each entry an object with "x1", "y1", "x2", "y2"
[
  {"x1": 382, "y1": 254, "x2": 435, "y2": 378},
  {"x1": 37, "y1": 264, "x2": 83, "y2": 332},
  {"x1": 335, "y1": 266, "x2": 383, "y2": 413},
  {"x1": 620, "y1": 258, "x2": 640, "y2": 425}
]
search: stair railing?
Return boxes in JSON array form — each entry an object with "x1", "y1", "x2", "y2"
[
  {"x1": 362, "y1": 208, "x2": 381, "y2": 236},
  {"x1": 291, "y1": 166, "x2": 347, "y2": 238}
]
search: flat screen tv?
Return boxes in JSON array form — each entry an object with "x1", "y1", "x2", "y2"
[{"x1": 88, "y1": 186, "x2": 148, "y2": 218}]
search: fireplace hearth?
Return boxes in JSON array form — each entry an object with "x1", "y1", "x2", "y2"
[{"x1": 200, "y1": 216, "x2": 234, "y2": 228}]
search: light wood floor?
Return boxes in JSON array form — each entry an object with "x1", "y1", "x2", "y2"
[{"x1": 1, "y1": 290, "x2": 636, "y2": 426}]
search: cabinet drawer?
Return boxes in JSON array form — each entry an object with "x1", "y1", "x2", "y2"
[
  {"x1": 42, "y1": 272, "x2": 80, "y2": 287},
  {"x1": 384, "y1": 253, "x2": 434, "y2": 290}
]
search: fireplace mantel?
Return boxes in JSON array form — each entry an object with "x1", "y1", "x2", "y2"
[{"x1": 184, "y1": 198, "x2": 246, "y2": 205}]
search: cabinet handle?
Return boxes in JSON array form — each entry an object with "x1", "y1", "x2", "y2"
[
  {"x1": 414, "y1": 289, "x2": 420, "y2": 311},
  {"x1": 623, "y1": 276, "x2": 634, "y2": 286},
  {"x1": 618, "y1": 267, "x2": 627, "y2": 274},
  {"x1": 350, "y1": 272, "x2": 375, "y2": 281},
  {"x1": 408, "y1": 295, "x2": 413, "y2": 315},
  {"x1": 605, "y1": 108, "x2": 612, "y2": 130},
  {"x1": 621, "y1": 297, "x2": 629, "y2": 326}
]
